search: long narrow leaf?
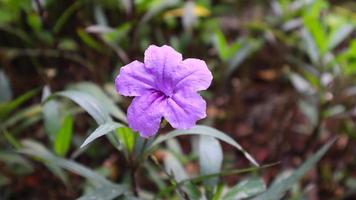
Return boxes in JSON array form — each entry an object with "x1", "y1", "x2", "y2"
[
  {"x1": 149, "y1": 125, "x2": 258, "y2": 166},
  {"x1": 253, "y1": 138, "x2": 336, "y2": 200},
  {"x1": 70, "y1": 82, "x2": 127, "y2": 123},
  {"x1": 51, "y1": 90, "x2": 110, "y2": 124},
  {"x1": 20, "y1": 140, "x2": 112, "y2": 186},
  {"x1": 77, "y1": 184, "x2": 128, "y2": 200},
  {"x1": 54, "y1": 115, "x2": 73, "y2": 156},
  {"x1": 80, "y1": 122, "x2": 124, "y2": 148}
]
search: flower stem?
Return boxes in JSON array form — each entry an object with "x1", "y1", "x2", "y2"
[{"x1": 131, "y1": 168, "x2": 139, "y2": 197}]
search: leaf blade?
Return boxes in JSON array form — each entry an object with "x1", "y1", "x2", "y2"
[
  {"x1": 253, "y1": 138, "x2": 336, "y2": 200},
  {"x1": 80, "y1": 122, "x2": 124, "y2": 148},
  {"x1": 149, "y1": 125, "x2": 258, "y2": 166}
]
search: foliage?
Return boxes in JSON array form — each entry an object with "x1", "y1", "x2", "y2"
[{"x1": 0, "y1": 0, "x2": 355, "y2": 199}]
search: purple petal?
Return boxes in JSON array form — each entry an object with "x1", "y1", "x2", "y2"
[
  {"x1": 127, "y1": 91, "x2": 166, "y2": 138},
  {"x1": 163, "y1": 90, "x2": 207, "y2": 129},
  {"x1": 115, "y1": 61, "x2": 156, "y2": 97},
  {"x1": 144, "y1": 45, "x2": 182, "y2": 95},
  {"x1": 172, "y1": 58, "x2": 213, "y2": 92}
]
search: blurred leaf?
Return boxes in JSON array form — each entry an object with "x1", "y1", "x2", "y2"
[
  {"x1": 77, "y1": 184, "x2": 128, "y2": 200},
  {"x1": 182, "y1": 1, "x2": 197, "y2": 31},
  {"x1": 223, "y1": 177, "x2": 266, "y2": 200},
  {"x1": 199, "y1": 136, "x2": 223, "y2": 188},
  {"x1": 42, "y1": 86, "x2": 62, "y2": 141},
  {"x1": 337, "y1": 40, "x2": 356, "y2": 75},
  {"x1": 51, "y1": 90, "x2": 111, "y2": 124},
  {"x1": 298, "y1": 100, "x2": 318, "y2": 128},
  {"x1": 161, "y1": 163, "x2": 278, "y2": 198},
  {"x1": 302, "y1": 0, "x2": 328, "y2": 54},
  {"x1": 53, "y1": 0, "x2": 82, "y2": 33},
  {"x1": 164, "y1": 3, "x2": 210, "y2": 18},
  {"x1": 139, "y1": 0, "x2": 179, "y2": 25},
  {"x1": 164, "y1": 152, "x2": 189, "y2": 182},
  {"x1": 77, "y1": 29, "x2": 106, "y2": 53},
  {"x1": 253, "y1": 138, "x2": 336, "y2": 200},
  {"x1": 212, "y1": 184, "x2": 224, "y2": 200},
  {"x1": 80, "y1": 122, "x2": 124, "y2": 148},
  {"x1": 3, "y1": 130, "x2": 21, "y2": 149},
  {"x1": 2, "y1": 105, "x2": 42, "y2": 131},
  {"x1": 58, "y1": 38, "x2": 79, "y2": 51},
  {"x1": 0, "y1": 70, "x2": 12, "y2": 102},
  {"x1": 289, "y1": 72, "x2": 315, "y2": 94},
  {"x1": 301, "y1": 28, "x2": 319, "y2": 64},
  {"x1": 227, "y1": 39, "x2": 263, "y2": 77},
  {"x1": 116, "y1": 127, "x2": 136, "y2": 153},
  {"x1": 54, "y1": 115, "x2": 73, "y2": 157},
  {"x1": 213, "y1": 29, "x2": 242, "y2": 62},
  {"x1": 0, "y1": 89, "x2": 38, "y2": 120},
  {"x1": 166, "y1": 137, "x2": 183, "y2": 155},
  {"x1": 26, "y1": 13, "x2": 42, "y2": 32},
  {"x1": 327, "y1": 24, "x2": 354, "y2": 51},
  {"x1": 0, "y1": 151, "x2": 34, "y2": 175},
  {"x1": 323, "y1": 105, "x2": 345, "y2": 118},
  {"x1": 20, "y1": 140, "x2": 112, "y2": 186},
  {"x1": 102, "y1": 23, "x2": 131, "y2": 44},
  {"x1": 149, "y1": 125, "x2": 258, "y2": 167},
  {"x1": 164, "y1": 152, "x2": 200, "y2": 199},
  {"x1": 70, "y1": 82, "x2": 127, "y2": 123},
  {"x1": 0, "y1": 173, "x2": 10, "y2": 187}
]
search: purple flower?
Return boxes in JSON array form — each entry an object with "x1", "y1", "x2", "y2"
[{"x1": 115, "y1": 45, "x2": 212, "y2": 138}]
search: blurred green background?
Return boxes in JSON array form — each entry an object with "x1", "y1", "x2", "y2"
[{"x1": 0, "y1": 0, "x2": 355, "y2": 199}]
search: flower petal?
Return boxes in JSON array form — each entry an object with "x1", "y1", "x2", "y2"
[
  {"x1": 127, "y1": 92, "x2": 166, "y2": 138},
  {"x1": 163, "y1": 90, "x2": 207, "y2": 129},
  {"x1": 144, "y1": 45, "x2": 183, "y2": 95},
  {"x1": 172, "y1": 58, "x2": 213, "y2": 92},
  {"x1": 115, "y1": 61, "x2": 156, "y2": 97}
]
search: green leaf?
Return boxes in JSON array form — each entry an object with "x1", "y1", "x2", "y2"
[
  {"x1": 116, "y1": 127, "x2": 136, "y2": 153},
  {"x1": 253, "y1": 138, "x2": 336, "y2": 200},
  {"x1": 199, "y1": 136, "x2": 223, "y2": 187},
  {"x1": 51, "y1": 90, "x2": 111, "y2": 124},
  {"x1": 69, "y1": 82, "x2": 127, "y2": 123},
  {"x1": 160, "y1": 163, "x2": 278, "y2": 198},
  {"x1": 302, "y1": 0, "x2": 328, "y2": 54},
  {"x1": 223, "y1": 176, "x2": 266, "y2": 200},
  {"x1": 20, "y1": 140, "x2": 112, "y2": 186},
  {"x1": 102, "y1": 23, "x2": 132, "y2": 44},
  {"x1": 0, "y1": 89, "x2": 38, "y2": 120},
  {"x1": 3, "y1": 130, "x2": 21, "y2": 149},
  {"x1": 164, "y1": 152, "x2": 201, "y2": 199},
  {"x1": 214, "y1": 29, "x2": 229, "y2": 61},
  {"x1": 77, "y1": 184, "x2": 128, "y2": 200},
  {"x1": 164, "y1": 152, "x2": 189, "y2": 182},
  {"x1": 301, "y1": 28, "x2": 319, "y2": 64},
  {"x1": 0, "y1": 151, "x2": 34, "y2": 175},
  {"x1": 42, "y1": 86, "x2": 62, "y2": 141},
  {"x1": 289, "y1": 72, "x2": 315, "y2": 94},
  {"x1": 54, "y1": 115, "x2": 73, "y2": 157},
  {"x1": 138, "y1": 0, "x2": 180, "y2": 25},
  {"x1": 327, "y1": 24, "x2": 354, "y2": 51},
  {"x1": 53, "y1": 0, "x2": 82, "y2": 33},
  {"x1": 77, "y1": 29, "x2": 106, "y2": 53},
  {"x1": 226, "y1": 39, "x2": 263, "y2": 77},
  {"x1": 27, "y1": 13, "x2": 42, "y2": 32},
  {"x1": 1, "y1": 105, "x2": 42, "y2": 132},
  {"x1": 80, "y1": 122, "x2": 124, "y2": 148},
  {"x1": 337, "y1": 40, "x2": 356, "y2": 75},
  {"x1": 149, "y1": 125, "x2": 258, "y2": 166},
  {"x1": 0, "y1": 70, "x2": 12, "y2": 102}
]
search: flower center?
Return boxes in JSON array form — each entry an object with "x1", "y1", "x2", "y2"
[{"x1": 156, "y1": 89, "x2": 173, "y2": 98}]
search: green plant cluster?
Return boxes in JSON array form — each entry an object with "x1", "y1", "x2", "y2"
[{"x1": 0, "y1": 0, "x2": 355, "y2": 199}]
